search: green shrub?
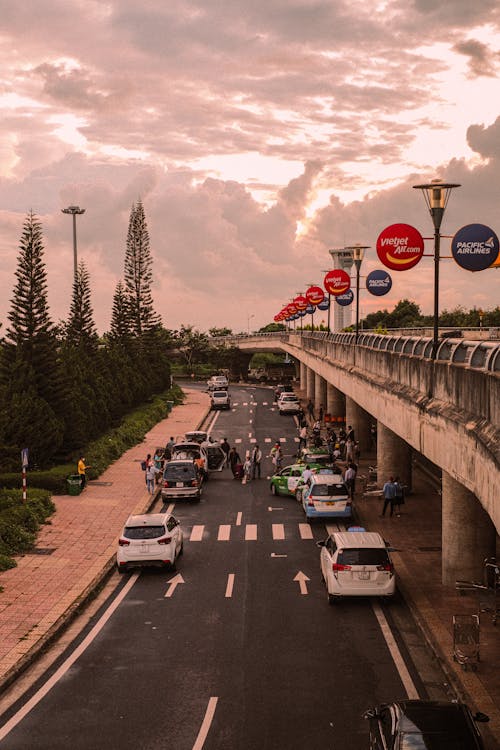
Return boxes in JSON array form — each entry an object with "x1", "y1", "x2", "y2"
[{"x1": 0, "y1": 489, "x2": 54, "y2": 571}]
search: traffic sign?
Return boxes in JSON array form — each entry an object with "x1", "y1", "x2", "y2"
[
  {"x1": 376, "y1": 223, "x2": 424, "y2": 271},
  {"x1": 21, "y1": 448, "x2": 29, "y2": 468},
  {"x1": 451, "y1": 224, "x2": 499, "y2": 271}
]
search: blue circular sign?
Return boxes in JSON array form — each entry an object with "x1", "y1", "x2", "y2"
[
  {"x1": 452, "y1": 224, "x2": 499, "y2": 271},
  {"x1": 366, "y1": 269, "x2": 392, "y2": 296},
  {"x1": 298, "y1": 309, "x2": 307, "y2": 317},
  {"x1": 306, "y1": 304, "x2": 315, "y2": 314},
  {"x1": 335, "y1": 289, "x2": 354, "y2": 306},
  {"x1": 317, "y1": 297, "x2": 330, "y2": 310}
]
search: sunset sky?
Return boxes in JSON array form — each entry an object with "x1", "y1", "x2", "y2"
[{"x1": 0, "y1": 0, "x2": 499, "y2": 333}]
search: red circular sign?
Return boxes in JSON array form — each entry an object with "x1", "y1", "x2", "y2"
[
  {"x1": 324, "y1": 269, "x2": 351, "y2": 296},
  {"x1": 294, "y1": 295, "x2": 308, "y2": 311},
  {"x1": 305, "y1": 285, "x2": 325, "y2": 305},
  {"x1": 287, "y1": 303, "x2": 298, "y2": 315},
  {"x1": 376, "y1": 223, "x2": 424, "y2": 271}
]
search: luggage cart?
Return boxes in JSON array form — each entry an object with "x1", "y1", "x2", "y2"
[{"x1": 453, "y1": 614, "x2": 480, "y2": 671}]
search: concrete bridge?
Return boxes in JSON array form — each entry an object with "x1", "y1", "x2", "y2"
[{"x1": 217, "y1": 331, "x2": 500, "y2": 586}]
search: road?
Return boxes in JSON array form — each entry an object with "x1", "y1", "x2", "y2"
[{"x1": 0, "y1": 385, "x2": 452, "y2": 750}]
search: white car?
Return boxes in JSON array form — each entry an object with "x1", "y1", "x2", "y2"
[
  {"x1": 117, "y1": 513, "x2": 184, "y2": 572},
  {"x1": 211, "y1": 389, "x2": 231, "y2": 410},
  {"x1": 207, "y1": 375, "x2": 229, "y2": 391},
  {"x1": 317, "y1": 530, "x2": 396, "y2": 604},
  {"x1": 278, "y1": 393, "x2": 300, "y2": 415}
]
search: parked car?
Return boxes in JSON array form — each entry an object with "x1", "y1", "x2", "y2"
[
  {"x1": 269, "y1": 464, "x2": 309, "y2": 497},
  {"x1": 297, "y1": 472, "x2": 351, "y2": 521},
  {"x1": 169, "y1": 440, "x2": 226, "y2": 476},
  {"x1": 317, "y1": 530, "x2": 395, "y2": 603},
  {"x1": 277, "y1": 393, "x2": 300, "y2": 415},
  {"x1": 161, "y1": 459, "x2": 203, "y2": 501},
  {"x1": 184, "y1": 430, "x2": 209, "y2": 444},
  {"x1": 117, "y1": 513, "x2": 183, "y2": 572},
  {"x1": 211, "y1": 389, "x2": 231, "y2": 410},
  {"x1": 363, "y1": 700, "x2": 489, "y2": 750}
]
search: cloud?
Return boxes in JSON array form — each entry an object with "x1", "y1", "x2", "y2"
[{"x1": 453, "y1": 39, "x2": 500, "y2": 78}]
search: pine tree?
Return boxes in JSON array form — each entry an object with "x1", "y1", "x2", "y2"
[
  {"x1": 65, "y1": 260, "x2": 98, "y2": 350},
  {"x1": 124, "y1": 201, "x2": 161, "y2": 336},
  {"x1": 110, "y1": 280, "x2": 132, "y2": 340}
]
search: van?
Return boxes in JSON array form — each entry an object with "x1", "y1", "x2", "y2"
[{"x1": 317, "y1": 531, "x2": 396, "y2": 603}]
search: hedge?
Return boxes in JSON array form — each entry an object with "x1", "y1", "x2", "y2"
[{"x1": 0, "y1": 489, "x2": 55, "y2": 571}]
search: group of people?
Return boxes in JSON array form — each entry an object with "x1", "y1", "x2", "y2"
[
  {"x1": 225, "y1": 441, "x2": 263, "y2": 481},
  {"x1": 381, "y1": 476, "x2": 405, "y2": 517}
]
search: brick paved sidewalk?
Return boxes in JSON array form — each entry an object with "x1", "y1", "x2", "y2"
[{"x1": 0, "y1": 388, "x2": 210, "y2": 692}]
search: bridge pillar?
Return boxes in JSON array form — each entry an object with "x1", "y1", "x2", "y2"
[
  {"x1": 326, "y1": 383, "x2": 345, "y2": 420},
  {"x1": 345, "y1": 397, "x2": 372, "y2": 453},
  {"x1": 314, "y1": 373, "x2": 327, "y2": 415},
  {"x1": 300, "y1": 361, "x2": 307, "y2": 390},
  {"x1": 306, "y1": 367, "x2": 315, "y2": 400},
  {"x1": 376, "y1": 423, "x2": 412, "y2": 490},
  {"x1": 442, "y1": 472, "x2": 496, "y2": 586}
]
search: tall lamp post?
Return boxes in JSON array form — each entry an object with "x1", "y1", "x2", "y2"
[
  {"x1": 346, "y1": 245, "x2": 369, "y2": 343},
  {"x1": 321, "y1": 269, "x2": 331, "y2": 332},
  {"x1": 247, "y1": 313, "x2": 255, "y2": 335},
  {"x1": 412, "y1": 179, "x2": 460, "y2": 359},
  {"x1": 61, "y1": 205, "x2": 85, "y2": 279}
]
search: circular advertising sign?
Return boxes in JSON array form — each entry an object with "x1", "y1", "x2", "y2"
[
  {"x1": 317, "y1": 297, "x2": 330, "y2": 310},
  {"x1": 287, "y1": 303, "x2": 298, "y2": 315},
  {"x1": 298, "y1": 309, "x2": 307, "y2": 317},
  {"x1": 324, "y1": 269, "x2": 351, "y2": 296},
  {"x1": 305, "y1": 304, "x2": 315, "y2": 314},
  {"x1": 335, "y1": 289, "x2": 354, "y2": 306},
  {"x1": 376, "y1": 223, "x2": 424, "y2": 271},
  {"x1": 451, "y1": 224, "x2": 499, "y2": 271},
  {"x1": 294, "y1": 295, "x2": 309, "y2": 311},
  {"x1": 366, "y1": 269, "x2": 393, "y2": 296},
  {"x1": 305, "y1": 285, "x2": 325, "y2": 305}
]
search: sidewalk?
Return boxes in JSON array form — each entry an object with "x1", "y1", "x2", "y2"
[{"x1": 0, "y1": 388, "x2": 210, "y2": 693}]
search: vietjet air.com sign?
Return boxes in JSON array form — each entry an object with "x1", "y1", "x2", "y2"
[{"x1": 376, "y1": 223, "x2": 424, "y2": 271}]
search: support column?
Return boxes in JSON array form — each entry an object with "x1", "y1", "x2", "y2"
[
  {"x1": 299, "y1": 361, "x2": 307, "y2": 390},
  {"x1": 345, "y1": 397, "x2": 372, "y2": 454},
  {"x1": 442, "y1": 472, "x2": 496, "y2": 586},
  {"x1": 314, "y1": 373, "x2": 327, "y2": 415},
  {"x1": 376, "y1": 422, "x2": 412, "y2": 490},
  {"x1": 326, "y1": 383, "x2": 345, "y2": 419},
  {"x1": 306, "y1": 367, "x2": 315, "y2": 400}
]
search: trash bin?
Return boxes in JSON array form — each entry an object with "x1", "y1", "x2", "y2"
[
  {"x1": 166, "y1": 400, "x2": 174, "y2": 413},
  {"x1": 67, "y1": 475, "x2": 82, "y2": 496}
]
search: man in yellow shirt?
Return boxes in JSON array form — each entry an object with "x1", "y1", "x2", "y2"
[{"x1": 78, "y1": 456, "x2": 90, "y2": 490}]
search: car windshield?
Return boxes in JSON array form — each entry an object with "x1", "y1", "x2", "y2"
[
  {"x1": 304, "y1": 454, "x2": 331, "y2": 466},
  {"x1": 400, "y1": 733, "x2": 474, "y2": 750},
  {"x1": 124, "y1": 525, "x2": 165, "y2": 540},
  {"x1": 311, "y1": 484, "x2": 347, "y2": 497},
  {"x1": 337, "y1": 549, "x2": 390, "y2": 566},
  {"x1": 213, "y1": 391, "x2": 227, "y2": 397},
  {"x1": 164, "y1": 464, "x2": 196, "y2": 480}
]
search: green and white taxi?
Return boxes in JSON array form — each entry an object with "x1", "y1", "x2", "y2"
[
  {"x1": 298, "y1": 446, "x2": 333, "y2": 468},
  {"x1": 270, "y1": 464, "x2": 309, "y2": 497}
]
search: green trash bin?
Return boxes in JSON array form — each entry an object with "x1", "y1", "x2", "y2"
[
  {"x1": 166, "y1": 400, "x2": 174, "y2": 413},
  {"x1": 67, "y1": 474, "x2": 82, "y2": 496}
]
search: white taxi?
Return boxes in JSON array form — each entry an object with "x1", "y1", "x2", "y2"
[{"x1": 296, "y1": 473, "x2": 351, "y2": 520}]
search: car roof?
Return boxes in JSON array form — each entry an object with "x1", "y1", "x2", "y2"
[
  {"x1": 173, "y1": 442, "x2": 200, "y2": 448},
  {"x1": 311, "y1": 473, "x2": 344, "y2": 484},
  {"x1": 331, "y1": 531, "x2": 386, "y2": 548},
  {"x1": 165, "y1": 459, "x2": 196, "y2": 467},
  {"x1": 394, "y1": 701, "x2": 476, "y2": 737},
  {"x1": 125, "y1": 513, "x2": 170, "y2": 527}
]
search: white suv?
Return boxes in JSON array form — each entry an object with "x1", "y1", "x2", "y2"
[
  {"x1": 117, "y1": 513, "x2": 183, "y2": 572},
  {"x1": 211, "y1": 389, "x2": 231, "y2": 410},
  {"x1": 317, "y1": 530, "x2": 396, "y2": 603},
  {"x1": 207, "y1": 375, "x2": 229, "y2": 391},
  {"x1": 277, "y1": 393, "x2": 300, "y2": 415}
]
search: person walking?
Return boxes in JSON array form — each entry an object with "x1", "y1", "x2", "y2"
[
  {"x1": 345, "y1": 438, "x2": 354, "y2": 463},
  {"x1": 229, "y1": 447, "x2": 241, "y2": 478},
  {"x1": 298, "y1": 424, "x2": 307, "y2": 452},
  {"x1": 270, "y1": 442, "x2": 283, "y2": 472},
  {"x1": 221, "y1": 438, "x2": 230, "y2": 468},
  {"x1": 145, "y1": 462, "x2": 159, "y2": 494},
  {"x1": 251, "y1": 445, "x2": 262, "y2": 479},
  {"x1": 77, "y1": 456, "x2": 90, "y2": 490},
  {"x1": 393, "y1": 476, "x2": 405, "y2": 517},
  {"x1": 164, "y1": 438, "x2": 175, "y2": 461},
  {"x1": 344, "y1": 463, "x2": 357, "y2": 500},
  {"x1": 381, "y1": 476, "x2": 396, "y2": 517},
  {"x1": 243, "y1": 454, "x2": 252, "y2": 483}
]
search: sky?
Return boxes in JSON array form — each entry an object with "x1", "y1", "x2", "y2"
[{"x1": 0, "y1": 0, "x2": 499, "y2": 334}]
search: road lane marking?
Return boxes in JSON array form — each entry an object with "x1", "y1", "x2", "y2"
[
  {"x1": 293, "y1": 571, "x2": 310, "y2": 595},
  {"x1": 272, "y1": 524, "x2": 285, "y2": 540},
  {"x1": 294, "y1": 437, "x2": 299, "y2": 442},
  {"x1": 164, "y1": 573, "x2": 185, "y2": 598},
  {"x1": 192, "y1": 696, "x2": 219, "y2": 750},
  {"x1": 190, "y1": 525, "x2": 205, "y2": 541},
  {"x1": 248, "y1": 431, "x2": 253, "y2": 436},
  {"x1": 236, "y1": 512, "x2": 242, "y2": 525},
  {"x1": 372, "y1": 602, "x2": 419, "y2": 699},
  {"x1": 250, "y1": 438, "x2": 256, "y2": 443},
  {"x1": 268, "y1": 506, "x2": 283, "y2": 512},
  {"x1": 245, "y1": 524, "x2": 258, "y2": 540},
  {"x1": 243, "y1": 402, "x2": 248, "y2": 405},
  {"x1": 0, "y1": 572, "x2": 140, "y2": 742},
  {"x1": 299, "y1": 523, "x2": 314, "y2": 539},
  {"x1": 262, "y1": 401, "x2": 268, "y2": 405},
  {"x1": 206, "y1": 410, "x2": 221, "y2": 434},
  {"x1": 235, "y1": 438, "x2": 242, "y2": 443},
  {"x1": 279, "y1": 437, "x2": 286, "y2": 443},
  {"x1": 165, "y1": 503, "x2": 176, "y2": 515},
  {"x1": 218, "y1": 524, "x2": 231, "y2": 541},
  {"x1": 264, "y1": 438, "x2": 272, "y2": 443},
  {"x1": 271, "y1": 553, "x2": 287, "y2": 558},
  {"x1": 225, "y1": 573, "x2": 235, "y2": 598}
]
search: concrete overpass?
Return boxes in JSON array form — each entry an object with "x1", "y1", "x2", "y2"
[{"x1": 217, "y1": 331, "x2": 500, "y2": 586}]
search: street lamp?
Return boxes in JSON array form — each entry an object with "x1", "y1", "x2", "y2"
[
  {"x1": 345, "y1": 245, "x2": 369, "y2": 343},
  {"x1": 61, "y1": 205, "x2": 85, "y2": 279},
  {"x1": 412, "y1": 179, "x2": 460, "y2": 359},
  {"x1": 247, "y1": 313, "x2": 255, "y2": 334},
  {"x1": 321, "y1": 269, "x2": 331, "y2": 332}
]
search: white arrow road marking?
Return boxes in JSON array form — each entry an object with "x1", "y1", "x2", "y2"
[
  {"x1": 271, "y1": 552, "x2": 287, "y2": 558},
  {"x1": 164, "y1": 573, "x2": 185, "y2": 598},
  {"x1": 192, "y1": 697, "x2": 219, "y2": 750},
  {"x1": 268, "y1": 506, "x2": 284, "y2": 512},
  {"x1": 225, "y1": 573, "x2": 235, "y2": 598},
  {"x1": 294, "y1": 571, "x2": 310, "y2": 595}
]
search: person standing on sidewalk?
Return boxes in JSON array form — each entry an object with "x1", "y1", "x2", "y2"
[
  {"x1": 344, "y1": 463, "x2": 357, "y2": 500},
  {"x1": 251, "y1": 444, "x2": 262, "y2": 479},
  {"x1": 77, "y1": 456, "x2": 90, "y2": 490},
  {"x1": 145, "y1": 462, "x2": 159, "y2": 494},
  {"x1": 393, "y1": 476, "x2": 405, "y2": 516},
  {"x1": 381, "y1": 476, "x2": 396, "y2": 517}
]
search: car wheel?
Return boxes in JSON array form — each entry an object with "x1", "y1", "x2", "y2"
[
  {"x1": 178, "y1": 542, "x2": 184, "y2": 557},
  {"x1": 117, "y1": 565, "x2": 128, "y2": 574},
  {"x1": 271, "y1": 483, "x2": 277, "y2": 495},
  {"x1": 328, "y1": 593, "x2": 339, "y2": 605}
]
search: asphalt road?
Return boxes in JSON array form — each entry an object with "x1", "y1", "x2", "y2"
[{"x1": 0, "y1": 385, "x2": 451, "y2": 750}]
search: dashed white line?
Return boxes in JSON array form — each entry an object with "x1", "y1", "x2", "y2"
[
  {"x1": 190, "y1": 525, "x2": 205, "y2": 542},
  {"x1": 218, "y1": 525, "x2": 231, "y2": 541},
  {"x1": 272, "y1": 523, "x2": 285, "y2": 540},
  {"x1": 245, "y1": 524, "x2": 258, "y2": 541},
  {"x1": 225, "y1": 573, "x2": 235, "y2": 598},
  {"x1": 236, "y1": 512, "x2": 242, "y2": 526},
  {"x1": 299, "y1": 523, "x2": 314, "y2": 539}
]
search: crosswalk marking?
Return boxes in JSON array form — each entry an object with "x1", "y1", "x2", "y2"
[
  {"x1": 235, "y1": 438, "x2": 242, "y2": 443},
  {"x1": 264, "y1": 438, "x2": 272, "y2": 443},
  {"x1": 190, "y1": 525, "x2": 205, "y2": 542},
  {"x1": 245, "y1": 524, "x2": 258, "y2": 541},
  {"x1": 243, "y1": 402, "x2": 248, "y2": 406},
  {"x1": 218, "y1": 525, "x2": 231, "y2": 541},
  {"x1": 279, "y1": 438, "x2": 286, "y2": 443},
  {"x1": 272, "y1": 523, "x2": 285, "y2": 540},
  {"x1": 299, "y1": 523, "x2": 314, "y2": 540},
  {"x1": 236, "y1": 512, "x2": 242, "y2": 526},
  {"x1": 262, "y1": 401, "x2": 268, "y2": 406},
  {"x1": 250, "y1": 438, "x2": 257, "y2": 443},
  {"x1": 294, "y1": 437, "x2": 299, "y2": 442}
]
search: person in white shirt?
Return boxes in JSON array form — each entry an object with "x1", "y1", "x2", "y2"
[{"x1": 302, "y1": 465, "x2": 313, "y2": 485}]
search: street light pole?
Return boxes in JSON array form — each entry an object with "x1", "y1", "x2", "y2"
[
  {"x1": 247, "y1": 313, "x2": 255, "y2": 335},
  {"x1": 321, "y1": 269, "x2": 331, "y2": 332},
  {"x1": 412, "y1": 179, "x2": 460, "y2": 359},
  {"x1": 61, "y1": 205, "x2": 85, "y2": 279},
  {"x1": 345, "y1": 245, "x2": 369, "y2": 343}
]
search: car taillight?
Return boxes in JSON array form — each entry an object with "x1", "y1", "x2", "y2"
[
  {"x1": 119, "y1": 538, "x2": 130, "y2": 546},
  {"x1": 307, "y1": 499, "x2": 314, "y2": 506},
  {"x1": 158, "y1": 536, "x2": 172, "y2": 545},
  {"x1": 191, "y1": 479, "x2": 198, "y2": 486},
  {"x1": 332, "y1": 563, "x2": 351, "y2": 571},
  {"x1": 163, "y1": 480, "x2": 171, "y2": 488},
  {"x1": 377, "y1": 563, "x2": 394, "y2": 573}
]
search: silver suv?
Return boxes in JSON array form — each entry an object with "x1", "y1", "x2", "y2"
[{"x1": 211, "y1": 390, "x2": 231, "y2": 410}]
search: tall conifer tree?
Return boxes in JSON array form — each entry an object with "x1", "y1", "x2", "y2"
[
  {"x1": 124, "y1": 201, "x2": 161, "y2": 336},
  {"x1": 110, "y1": 280, "x2": 132, "y2": 340},
  {"x1": 65, "y1": 260, "x2": 98, "y2": 350}
]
